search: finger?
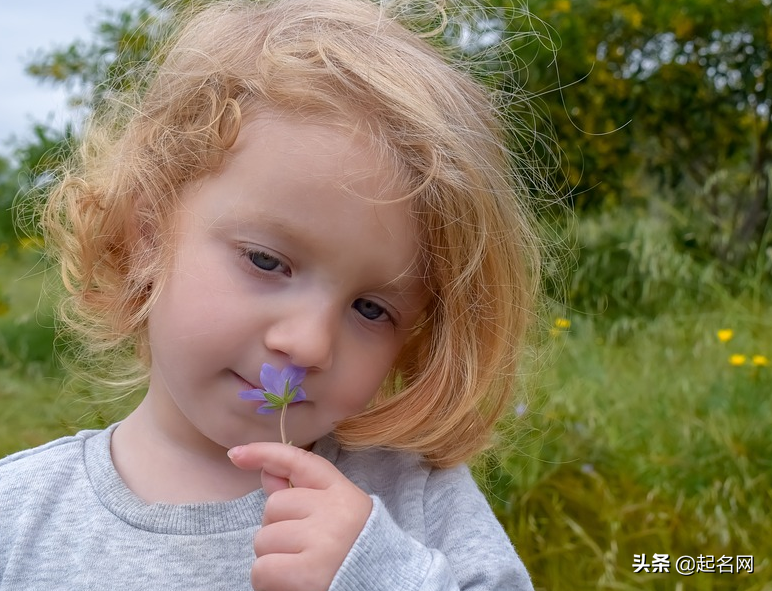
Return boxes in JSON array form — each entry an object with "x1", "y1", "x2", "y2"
[
  {"x1": 261, "y1": 487, "x2": 315, "y2": 526},
  {"x1": 228, "y1": 442, "x2": 342, "y2": 490},
  {"x1": 253, "y1": 521, "x2": 307, "y2": 556},
  {"x1": 261, "y1": 469, "x2": 291, "y2": 496}
]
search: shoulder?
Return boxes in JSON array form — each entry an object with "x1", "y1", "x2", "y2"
[
  {"x1": 0, "y1": 429, "x2": 104, "y2": 493},
  {"x1": 334, "y1": 444, "x2": 486, "y2": 530},
  {"x1": 334, "y1": 443, "x2": 451, "y2": 494},
  {"x1": 0, "y1": 428, "x2": 112, "y2": 548},
  {"x1": 334, "y1": 442, "x2": 475, "y2": 496}
]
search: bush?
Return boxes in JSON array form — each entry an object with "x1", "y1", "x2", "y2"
[{"x1": 557, "y1": 207, "x2": 772, "y2": 342}]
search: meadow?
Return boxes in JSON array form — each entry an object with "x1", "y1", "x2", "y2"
[{"x1": 2, "y1": 217, "x2": 771, "y2": 590}]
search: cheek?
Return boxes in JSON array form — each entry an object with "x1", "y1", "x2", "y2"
[
  {"x1": 147, "y1": 271, "x2": 225, "y2": 357},
  {"x1": 339, "y1": 355, "x2": 397, "y2": 412}
]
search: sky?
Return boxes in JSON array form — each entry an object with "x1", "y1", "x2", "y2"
[{"x1": 0, "y1": 0, "x2": 133, "y2": 158}]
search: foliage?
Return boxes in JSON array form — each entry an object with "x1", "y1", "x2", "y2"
[
  {"x1": 537, "y1": 204, "x2": 772, "y2": 347},
  {"x1": 0, "y1": 156, "x2": 16, "y2": 246},
  {"x1": 1, "y1": 124, "x2": 76, "y2": 249},
  {"x1": 0, "y1": 125, "x2": 73, "y2": 311},
  {"x1": 564, "y1": 209, "x2": 718, "y2": 326},
  {"x1": 0, "y1": 251, "x2": 57, "y2": 372},
  {"x1": 476, "y1": 307, "x2": 772, "y2": 589},
  {"x1": 24, "y1": 2, "x2": 172, "y2": 114},
  {"x1": 518, "y1": 0, "x2": 772, "y2": 270}
]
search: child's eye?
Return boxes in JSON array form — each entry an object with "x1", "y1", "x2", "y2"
[
  {"x1": 247, "y1": 250, "x2": 288, "y2": 274},
  {"x1": 353, "y1": 298, "x2": 391, "y2": 322}
]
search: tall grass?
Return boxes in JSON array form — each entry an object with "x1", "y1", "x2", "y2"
[
  {"x1": 473, "y1": 207, "x2": 772, "y2": 589},
  {"x1": 477, "y1": 309, "x2": 772, "y2": 589}
]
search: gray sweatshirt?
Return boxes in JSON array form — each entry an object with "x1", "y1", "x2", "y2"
[{"x1": 0, "y1": 425, "x2": 533, "y2": 590}]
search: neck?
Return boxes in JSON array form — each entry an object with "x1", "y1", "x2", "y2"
[{"x1": 111, "y1": 399, "x2": 263, "y2": 504}]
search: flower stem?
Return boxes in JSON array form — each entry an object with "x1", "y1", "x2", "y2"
[
  {"x1": 280, "y1": 404, "x2": 289, "y2": 445},
  {"x1": 279, "y1": 403, "x2": 294, "y2": 488}
]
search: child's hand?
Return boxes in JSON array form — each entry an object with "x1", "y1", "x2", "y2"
[{"x1": 229, "y1": 443, "x2": 373, "y2": 591}]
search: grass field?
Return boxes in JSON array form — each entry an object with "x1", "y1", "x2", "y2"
[
  {"x1": 480, "y1": 307, "x2": 772, "y2": 590},
  {"x1": 2, "y1": 247, "x2": 770, "y2": 590}
]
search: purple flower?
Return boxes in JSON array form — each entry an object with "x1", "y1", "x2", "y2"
[{"x1": 239, "y1": 363, "x2": 307, "y2": 415}]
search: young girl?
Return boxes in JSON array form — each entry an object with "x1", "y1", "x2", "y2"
[{"x1": 0, "y1": 0, "x2": 542, "y2": 589}]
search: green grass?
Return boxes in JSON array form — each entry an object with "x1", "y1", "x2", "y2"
[
  {"x1": 0, "y1": 249, "x2": 132, "y2": 455},
  {"x1": 3, "y1": 247, "x2": 771, "y2": 590},
  {"x1": 477, "y1": 309, "x2": 772, "y2": 590}
]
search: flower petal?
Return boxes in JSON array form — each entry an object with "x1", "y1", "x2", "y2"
[
  {"x1": 729, "y1": 354, "x2": 747, "y2": 366},
  {"x1": 238, "y1": 388, "x2": 268, "y2": 401},
  {"x1": 256, "y1": 403, "x2": 277, "y2": 415},
  {"x1": 241, "y1": 363, "x2": 307, "y2": 415},
  {"x1": 260, "y1": 363, "x2": 285, "y2": 394},
  {"x1": 288, "y1": 386, "x2": 307, "y2": 403},
  {"x1": 281, "y1": 364, "x2": 307, "y2": 390}
]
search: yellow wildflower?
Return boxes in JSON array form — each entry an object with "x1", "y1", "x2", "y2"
[
  {"x1": 729, "y1": 354, "x2": 747, "y2": 367},
  {"x1": 752, "y1": 355, "x2": 769, "y2": 367},
  {"x1": 554, "y1": 318, "x2": 571, "y2": 330},
  {"x1": 717, "y1": 329, "x2": 733, "y2": 343}
]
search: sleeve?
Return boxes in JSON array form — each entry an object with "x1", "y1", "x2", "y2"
[{"x1": 328, "y1": 465, "x2": 534, "y2": 591}]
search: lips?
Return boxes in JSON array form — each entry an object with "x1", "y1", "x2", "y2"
[
  {"x1": 233, "y1": 369, "x2": 313, "y2": 405},
  {"x1": 233, "y1": 371, "x2": 259, "y2": 391}
]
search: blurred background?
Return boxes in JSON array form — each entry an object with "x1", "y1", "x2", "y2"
[{"x1": 1, "y1": 1, "x2": 770, "y2": 589}]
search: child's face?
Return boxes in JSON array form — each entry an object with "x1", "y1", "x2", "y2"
[{"x1": 143, "y1": 114, "x2": 427, "y2": 451}]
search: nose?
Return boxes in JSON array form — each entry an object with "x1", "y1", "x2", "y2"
[{"x1": 263, "y1": 298, "x2": 337, "y2": 371}]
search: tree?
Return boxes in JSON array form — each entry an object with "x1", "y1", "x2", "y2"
[
  {"x1": 628, "y1": 0, "x2": 772, "y2": 265},
  {"x1": 515, "y1": 0, "x2": 772, "y2": 266}
]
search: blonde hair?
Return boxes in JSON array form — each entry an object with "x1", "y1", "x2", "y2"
[{"x1": 44, "y1": 0, "x2": 543, "y2": 467}]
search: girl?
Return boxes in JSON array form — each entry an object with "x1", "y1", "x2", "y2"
[{"x1": 1, "y1": 0, "x2": 542, "y2": 589}]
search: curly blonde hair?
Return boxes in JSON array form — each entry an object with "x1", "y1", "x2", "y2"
[{"x1": 44, "y1": 0, "x2": 543, "y2": 467}]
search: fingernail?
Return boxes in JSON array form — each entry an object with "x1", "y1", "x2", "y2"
[{"x1": 227, "y1": 446, "x2": 243, "y2": 459}]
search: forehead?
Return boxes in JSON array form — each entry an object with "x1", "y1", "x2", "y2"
[
  {"x1": 233, "y1": 111, "x2": 402, "y2": 186},
  {"x1": 229, "y1": 113, "x2": 410, "y2": 224},
  {"x1": 181, "y1": 113, "x2": 426, "y2": 289}
]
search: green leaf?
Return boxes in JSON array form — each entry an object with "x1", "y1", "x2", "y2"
[{"x1": 263, "y1": 392, "x2": 285, "y2": 407}]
